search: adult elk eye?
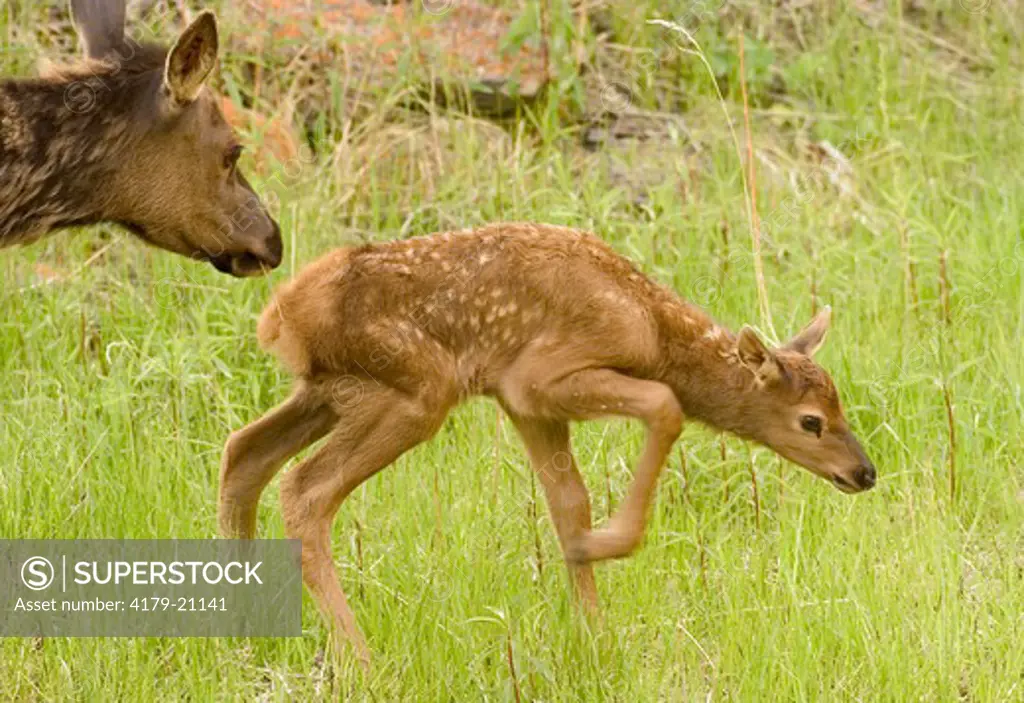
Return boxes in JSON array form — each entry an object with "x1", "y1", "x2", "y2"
[
  {"x1": 800, "y1": 415, "x2": 823, "y2": 437},
  {"x1": 224, "y1": 145, "x2": 243, "y2": 170}
]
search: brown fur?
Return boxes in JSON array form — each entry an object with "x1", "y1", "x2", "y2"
[
  {"x1": 221, "y1": 222, "x2": 877, "y2": 666},
  {"x1": 0, "y1": 4, "x2": 281, "y2": 277}
]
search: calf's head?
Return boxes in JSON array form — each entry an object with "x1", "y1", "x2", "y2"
[
  {"x1": 734, "y1": 307, "x2": 877, "y2": 493},
  {"x1": 70, "y1": 2, "x2": 281, "y2": 276}
]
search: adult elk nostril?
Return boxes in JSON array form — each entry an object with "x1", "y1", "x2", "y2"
[
  {"x1": 263, "y1": 235, "x2": 283, "y2": 268},
  {"x1": 264, "y1": 221, "x2": 283, "y2": 268},
  {"x1": 253, "y1": 222, "x2": 283, "y2": 269}
]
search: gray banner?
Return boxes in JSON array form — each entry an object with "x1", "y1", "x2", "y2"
[{"x1": 0, "y1": 540, "x2": 302, "y2": 637}]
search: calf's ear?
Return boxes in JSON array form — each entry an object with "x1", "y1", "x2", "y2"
[{"x1": 784, "y1": 306, "x2": 832, "y2": 357}]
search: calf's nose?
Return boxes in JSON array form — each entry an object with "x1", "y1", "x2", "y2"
[{"x1": 855, "y1": 463, "x2": 877, "y2": 490}]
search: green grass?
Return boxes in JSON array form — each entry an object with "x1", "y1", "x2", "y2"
[{"x1": 2, "y1": 1, "x2": 1022, "y2": 699}]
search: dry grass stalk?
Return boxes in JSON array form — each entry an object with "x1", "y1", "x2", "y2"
[
  {"x1": 720, "y1": 435, "x2": 729, "y2": 502},
  {"x1": 943, "y1": 383, "x2": 957, "y2": 504},
  {"x1": 679, "y1": 445, "x2": 690, "y2": 505},
  {"x1": 530, "y1": 470, "x2": 544, "y2": 579},
  {"x1": 749, "y1": 454, "x2": 761, "y2": 530},
  {"x1": 506, "y1": 631, "x2": 522, "y2": 703},
  {"x1": 939, "y1": 250, "x2": 952, "y2": 326},
  {"x1": 738, "y1": 33, "x2": 774, "y2": 336},
  {"x1": 899, "y1": 223, "x2": 919, "y2": 314}
]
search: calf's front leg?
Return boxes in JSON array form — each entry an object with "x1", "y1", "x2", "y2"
[{"x1": 507, "y1": 367, "x2": 683, "y2": 564}]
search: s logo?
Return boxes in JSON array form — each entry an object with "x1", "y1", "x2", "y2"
[{"x1": 21, "y1": 556, "x2": 54, "y2": 591}]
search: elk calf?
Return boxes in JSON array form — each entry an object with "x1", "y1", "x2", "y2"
[
  {"x1": 220, "y1": 223, "x2": 876, "y2": 664},
  {"x1": 0, "y1": 0, "x2": 281, "y2": 276}
]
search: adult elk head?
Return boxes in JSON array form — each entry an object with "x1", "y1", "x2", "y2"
[
  {"x1": 70, "y1": 1, "x2": 283, "y2": 275},
  {"x1": 0, "y1": 1, "x2": 282, "y2": 275}
]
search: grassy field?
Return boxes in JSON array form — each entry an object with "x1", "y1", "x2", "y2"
[{"x1": 2, "y1": 0, "x2": 1022, "y2": 700}]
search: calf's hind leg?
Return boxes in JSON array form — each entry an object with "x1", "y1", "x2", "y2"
[
  {"x1": 219, "y1": 383, "x2": 336, "y2": 539},
  {"x1": 279, "y1": 381, "x2": 453, "y2": 667}
]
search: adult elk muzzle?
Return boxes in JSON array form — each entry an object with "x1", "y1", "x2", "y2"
[{"x1": 69, "y1": 1, "x2": 283, "y2": 276}]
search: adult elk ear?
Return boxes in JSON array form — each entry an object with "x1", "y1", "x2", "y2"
[
  {"x1": 164, "y1": 10, "x2": 219, "y2": 108},
  {"x1": 70, "y1": 0, "x2": 127, "y2": 60},
  {"x1": 783, "y1": 305, "x2": 832, "y2": 357},
  {"x1": 736, "y1": 326, "x2": 781, "y2": 385}
]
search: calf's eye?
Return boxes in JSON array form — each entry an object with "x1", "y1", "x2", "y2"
[{"x1": 800, "y1": 415, "x2": 823, "y2": 437}]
